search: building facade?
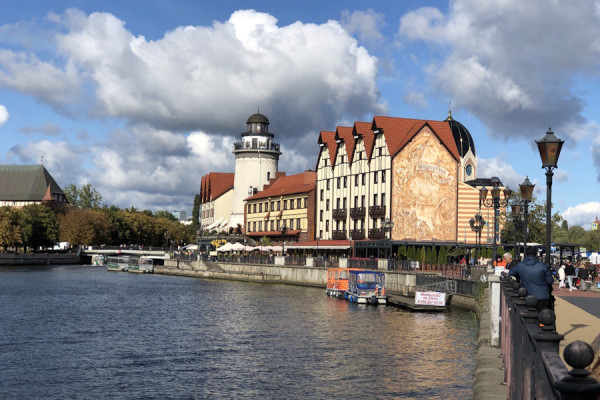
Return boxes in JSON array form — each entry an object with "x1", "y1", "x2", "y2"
[
  {"x1": 0, "y1": 164, "x2": 69, "y2": 208},
  {"x1": 315, "y1": 113, "x2": 506, "y2": 245},
  {"x1": 200, "y1": 172, "x2": 234, "y2": 231},
  {"x1": 245, "y1": 171, "x2": 316, "y2": 243}
]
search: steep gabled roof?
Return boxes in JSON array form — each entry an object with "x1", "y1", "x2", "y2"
[
  {"x1": 336, "y1": 126, "x2": 355, "y2": 163},
  {"x1": 318, "y1": 131, "x2": 337, "y2": 167},
  {"x1": 246, "y1": 171, "x2": 316, "y2": 201},
  {"x1": 0, "y1": 164, "x2": 66, "y2": 201},
  {"x1": 372, "y1": 116, "x2": 460, "y2": 161},
  {"x1": 201, "y1": 172, "x2": 234, "y2": 203},
  {"x1": 353, "y1": 121, "x2": 375, "y2": 160}
]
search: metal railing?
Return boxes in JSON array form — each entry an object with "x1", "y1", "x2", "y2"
[
  {"x1": 368, "y1": 205, "x2": 386, "y2": 217},
  {"x1": 233, "y1": 141, "x2": 280, "y2": 152},
  {"x1": 499, "y1": 273, "x2": 600, "y2": 399},
  {"x1": 350, "y1": 207, "x2": 366, "y2": 218},
  {"x1": 332, "y1": 208, "x2": 347, "y2": 219}
]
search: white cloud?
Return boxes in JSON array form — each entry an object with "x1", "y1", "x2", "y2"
[
  {"x1": 562, "y1": 202, "x2": 600, "y2": 228},
  {"x1": 0, "y1": 104, "x2": 8, "y2": 125},
  {"x1": 397, "y1": 0, "x2": 600, "y2": 142},
  {"x1": 341, "y1": 9, "x2": 386, "y2": 47},
  {"x1": 18, "y1": 122, "x2": 63, "y2": 135},
  {"x1": 7, "y1": 140, "x2": 82, "y2": 181}
]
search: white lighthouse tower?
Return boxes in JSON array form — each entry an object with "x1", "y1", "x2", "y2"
[{"x1": 229, "y1": 112, "x2": 281, "y2": 229}]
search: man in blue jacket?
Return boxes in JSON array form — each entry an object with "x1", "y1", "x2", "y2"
[{"x1": 509, "y1": 247, "x2": 555, "y2": 310}]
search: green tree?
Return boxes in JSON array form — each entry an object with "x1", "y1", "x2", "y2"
[
  {"x1": 154, "y1": 210, "x2": 177, "y2": 222},
  {"x1": 0, "y1": 207, "x2": 22, "y2": 250},
  {"x1": 64, "y1": 183, "x2": 103, "y2": 209},
  {"x1": 16, "y1": 204, "x2": 59, "y2": 251},
  {"x1": 419, "y1": 246, "x2": 426, "y2": 265},
  {"x1": 192, "y1": 194, "x2": 200, "y2": 229},
  {"x1": 438, "y1": 246, "x2": 448, "y2": 264},
  {"x1": 59, "y1": 209, "x2": 110, "y2": 245}
]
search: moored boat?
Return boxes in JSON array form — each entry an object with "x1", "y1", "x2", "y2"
[
  {"x1": 139, "y1": 257, "x2": 154, "y2": 273},
  {"x1": 345, "y1": 270, "x2": 387, "y2": 305},
  {"x1": 127, "y1": 257, "x2": 141, "y2": 273},
  {"x1": 106, "y1": 256, "x2": 131, "y2": 272},
  {"x1": 91, "y1": 254, "x2": 106, "y2": 266},
  {"x1": 326, "y1": 268, "x2": 362, "y2": 297}
]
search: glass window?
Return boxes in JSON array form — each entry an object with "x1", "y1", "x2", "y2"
[
  {"x1": 378, "y1": 147, "x2": 383, "y2": 156},
  {"x1": 320, "y1": 210, "x2": 323, "y2": 221},
  {"x1": 320, "y1": 189, "x2": 324, "y2": 201},
  {"x1": 297, "y1": 218, "x2": 301, "y2": 230},
  {"x1": 303, "y1": 198, "x2": 307, "y2": 208},
  {"x1": 381, "y1": 193, "x2": 386, "y2": 206},
  {"x1": 361, "y1": 195, "x2": 365, "y2": 206},
  {"x1": 382, "y1": 170, "x2": 386, "y2": 183},
  {"x1": 337, "y1": 177, "x2": 341, "y2": 189},
  {"x1": 374, "y1": 194, "x2": 378, "y2": 205},
  {"x1": 374, "y1": 171, "x2": 378, "y2": 183},
  {"x1": 253, "y1": 204, "x2": 257, "y2": 213},
  {"x1": 271, "y1": 220, "x2": 274, "y2": 231},
  {"x1": 259, "y1": 221, "x2": 262, "y2": 231},
  {"x1": 354, "y1": 196, "x2": 358, "y2": 207},
  {"x1": 277, "y1": 201, "x2": 280, "y2": 211},
  {"x1": 362, "y1": 173, "x2": 366, "y2": 185},
  {"x1": 290, "y1": 200, "x2": 294, "y2": 210},
  {"x1": 336, "y1": 198, "x2": 340, "y2": 208},
  {"x1": 343, "y1": 176, "x2": 347, "y2": 188},
  {"x1": 355, "y1": 175, "x2": 359, "y2": 186},
  {"x1": 248, "y1": 222, "x2": 251, "y2": 232},
  {"x1": 343, "y1": 198, "x2": 347, "y2": 209},
  {"x1": 253, "y1": 221, "x2": 256, "y2": 231},
  {"x1": 259, "y1": 203, "x2": 262, "y2": 212},
  {"x1": 326, "y1": 199, "x2": 330, "y2": 211},
  {"x1": 297, "y1": 199, "x2": 301, "y2": 208},
  {"x1": 326, "y1": 220, "x2": 329, "y2": 232},
  {"x1": 284, "y1": 200, "x2": 287, "y2": 210},
  {"x1": 327, "y1": 179, "x2": 330, "y2": 190},
  {"x1": 248, "y1": 204, "x2": 252, "y2": 214}
]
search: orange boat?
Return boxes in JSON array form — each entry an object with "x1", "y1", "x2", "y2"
[{"x1": 326, "y1": 268, "x2": 362, "y2": 297}]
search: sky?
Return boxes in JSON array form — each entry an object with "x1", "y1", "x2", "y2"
[{"x1": 1, "y1": 0, "x2": 600, "y2": 227}]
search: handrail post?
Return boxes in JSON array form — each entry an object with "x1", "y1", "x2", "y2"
[
  {"x1": 533, "y1": 309, "x2": 564, "y2": 399},
  {"x1": 553, "y1": 341, "x2": 600, "y2": 400},
  {"x1": 489, "y1": 274, "x2": 501, "y2": 346}
]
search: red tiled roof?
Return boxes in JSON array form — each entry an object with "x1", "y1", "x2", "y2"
[
  {"x1": 372, "y1": 116, "x2": 460, "y2": 161},
  {"x1": 246, "y1": 171, "x2": 316, "y2": 201},
  {"x1": 318, "y1": 131, "x2": 337, "y2": 167},
  {"x1": 336, "y1": 126, "x2": 355, "y2": 163},
  {"x1": 354, "y1": 121, "x2": 375, "y2": 160},
  {"x1": 200, "y1": 172, "x2": 234, "y2": 203}
]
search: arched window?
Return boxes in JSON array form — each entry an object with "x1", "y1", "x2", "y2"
[{"x1": 267, "y1": 172, "x2": 271, "y2": 181}]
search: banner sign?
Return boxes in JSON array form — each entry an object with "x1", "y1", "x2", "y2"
[{"x1": 415, "y1": 291, "x2": 446, "y2": 307}]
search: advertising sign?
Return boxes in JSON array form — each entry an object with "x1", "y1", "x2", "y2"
[{"x1": 415, "y1": 291, "x2": 446, "y2": 307}]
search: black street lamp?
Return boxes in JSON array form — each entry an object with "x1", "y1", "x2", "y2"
[
  {"x1": 349, "y1": 235, "x2": 354, "y2": 259},
  {"x1": 383, "y1": 217, "x2": 394, "y2": 258},
  {"x1": 510, "y1": 204, "x2": 522, "y2": 260},
  {"x1": 519, "y1": 176, "x2": 535, "y2": 258},
  {"x1": 280, "y1": 222, "x2": 287, "y2": 255},
  {"x1": 196, "y1": 229, "x2": 202, "y2": 261},
  {"x1": 469, "y1": 213, "x2": 486, "y2": 262},
  {"x1": 536, "y1": 127, "x2": 564, "y2": 266},
  {"x1": 480, "y1": 177, "x2": 512, "y2": 264},
  {"x1": 164, "y1": 231, "x2": 170, "y2": 250}
]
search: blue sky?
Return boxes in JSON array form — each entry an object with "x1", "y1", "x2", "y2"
[{"x1": 1, "y1": 0, "x2": 600, "y2": 227}]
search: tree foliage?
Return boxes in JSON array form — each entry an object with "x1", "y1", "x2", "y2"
[
  {"x1": 64, "y1": 183, "x2": 103, "y2": 209},
  {"x1": 192, "y1": 194, "x2": 200, "y2": 229}
]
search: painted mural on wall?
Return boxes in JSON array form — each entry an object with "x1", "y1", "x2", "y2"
[{"x1": 392, "y1": 127, "x2": 457, "y2": 241}]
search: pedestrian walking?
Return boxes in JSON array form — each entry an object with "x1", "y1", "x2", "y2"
[
  {"x1": 509, "y1": 247, "x2": 555, "y2": 311},
  {"x1": 579, "y1": 266, "x2": 589, "y2": 291},
  {"x1": 558, "y1": 263, "x2": 566, "y2": 289},
  {"x1": 565, "y1": 261, "x2": 576, "y2": 291}
]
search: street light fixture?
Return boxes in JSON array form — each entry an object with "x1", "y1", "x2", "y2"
[
  {"x1": 469, "y1": 213, "x2": 486, "y2": 262},
  {"x1": 349, "y1": 235, "x2": 354, "y2": 259},
  {"x1": 383, "y1": 217, "x2": 394, "y2": 259},
  {"x1": 536, "y1": 127, "x2": 564, "y2": 265},
  {"x1": 519, "y1": 176, "x2": 535, "y2": 259},
  {"x1": 480, "y1": 177, "x2": 512, "y2": 264},
  {"x1": 280, "y1": 222, "x2": 287, "y2": 256}
]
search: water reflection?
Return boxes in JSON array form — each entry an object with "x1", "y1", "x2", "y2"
[{"x1": 0, "y1": 266, "x2": 476, "y2": 399}]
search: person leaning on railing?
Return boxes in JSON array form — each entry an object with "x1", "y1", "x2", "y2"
[{"x1": 509, "y1": 246, "x2": 555, "y2": 311}]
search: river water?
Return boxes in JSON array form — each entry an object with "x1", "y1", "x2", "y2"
[{"x1": 0, "y1": 265, "x2": 477, "y2": 399}]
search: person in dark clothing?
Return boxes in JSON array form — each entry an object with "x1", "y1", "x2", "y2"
[
  {"x1": 579, "y1": 267, "x2": 589, "y2": 291},
  {"x1": 509, "y1": 247, "x2": 554, "y2": 311},
  {"x1": 504, "y1": 253, "x2": 519, "y2": 271},
  {"x1": 564, "y1": 262, "x2": 576, "y2": 291}
]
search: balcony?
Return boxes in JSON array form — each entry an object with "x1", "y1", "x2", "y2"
[
  {"x1": 350, "y1": 207, "x2": 365, "y2": 218},
  {"x1": 349, "y1": 229, "x2": 365, "y2": 240},
  {"x1": 332, "y1": 230, "x2": 347, "y2": 240},
  {"x1": 369, "y1": 205, "x2": 386, "y2": 218},
  {"x1": 368, "y1": 228, "x2": 386, "y2": 239},
  {"x1": 233, "y1": 141, "x2": 280, "y2": 152},
  {"x1": 332, "y1": 208, "x2": 347, "y2": 219}
]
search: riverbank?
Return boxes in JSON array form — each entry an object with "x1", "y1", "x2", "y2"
[
  {"x1": 154, "y1": 259, "x2": 477, "y2": 311},
  {"x1": 0, "y1": 253, "x2": 80, "y2": 266}
]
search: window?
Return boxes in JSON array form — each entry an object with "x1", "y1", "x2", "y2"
[
  {"x1": 343, "y1": 198, "x2": 347, "y2": 209},
  {"x1": 259, "y1": 221, "x2": 262, "y2": 231},
  {"x1": 253, "y1": 221, "x2": 256, "y2": 231},
  {"x1": 340, "y1": 155, "x2": 345, "y2": 163},
  {"x1": 326, "y1": 220, "x2": 329, "y2": 232},
  {"x1": 320, "y1": 189, "x2": 324, "y2": 201},
  {"x1": 297, "y1": 218, "x2": 301, "y2": 230},
  {"x1": 259, "y1": 203, "x2": 262, "y2": 213},
  {"x1": 382, "y1": 170, "x2": 386, "y2": 183},
  {"x1": 326, "y1": 199, "x2": 330, "y2": 211},
  {"x1": 297, "y1": 199, "x2": 301, "y2": 208},
  {"x1": 355, "y1": 175, "x2": 359, "y2": 186},
  {"x1": 253, "y1": 204, "x2": 257, "y2": 213},
  {"x1": 373, "y1": 194, "x2": 378, "y2": 205},
  {"x1": 336, "y1": 198, "x2": 340, "y2": 209},
  {"x1": 374, "y1": 171, "x2": 378, "y2": 183},
  {"x1": 354, "y1": 196, "x2": 358, "y2": 207},
  {"x1": 303, "y1": 198, "x2": 307, "y2": 208},
  {"x1": 265, "y1": 202, "x2": 268, "y2": 211},
  {"x1": 336, "y1": 220, "x2": 340, "y2": 230},
  {"x1": 381, "y1": 193, "x2": 386, "y2": 206},
  {"x1": 361, "y1": 195, "x2": 365, "y2": 207},
  {"x1": 271, "y1": 220, "x2": 275, "y2": 231},
  {"x1": 248, "y1": 222, "x2": 251, "y2": 232},
  {"x1": 337, "y1": 177, "x2": 341, "y2": 189},
  {"x1": 290, "y1": 200, "x2": 295, "y2": 210},
  {"x1": 267, "y1": 171, "x2": 271, "y2": 181},
  {"x1": 271, "y1": 202, "x2": 275, "y2": 211},
  {"x1": 359, "y1": 151, "x2": 363, "y2": 160},
  {"x1": 327, "y1": 179, "x2": 330, "y2": 190},
  {"x1": 362, "y1": 173, "x2": 366, "y2": 185},
  {"x1": 319, "y1": 230, "x2": 323, "y2": 238},
  {"x1": 284, "y1": 200, "x2": 288, "y2": 210},
  {"x1": 378, "y1": 147, "x2": 383, "y2": 156},
  {"x1": 277, "y1": 220, "x2": 280, "y2": 230},
  {"x1": 248, "y1": 205, "x2": 252, "y2": 214},
  {"x1": 277, "y1": 201, "x2": 280, "y2": 211},
  {"x1": 343, "y1": 176, "x2": 347, "y2": 188},
  {"x1": 320, "y1": 210, "x2": 323, "y2": 222}
]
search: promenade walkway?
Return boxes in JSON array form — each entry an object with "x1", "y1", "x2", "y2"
[{"x1": 553, "y1": 284, "x2": 600, "y2": 381}]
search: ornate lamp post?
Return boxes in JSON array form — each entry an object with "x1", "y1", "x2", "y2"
[
  {"x1": 510, "y1": 204, "x2": 523, "y2": 260},
  {"x1": 536, "y1": 128, "x2": 564, "y2": 265},
  {"x1": 383, "y1": 217, "x2": 394, "y2": 259},
  {"x1": 196, "y1": 228, "x2": 202, "y2": 261},
  {"x1": 164, "y1": 231, "x2": 170, "y2": 250},
  {"x1": 480, "y1": 177, "x2": 512, "y2": 264},
  {"x1": 280, "y1": 222, "x2": 287, "y2": 255},
  {"x1": 469, "y1": 213, "x2": 486, "y2": 262},
  {"x1": 519, "y1": 176, "x2": 535, "y2": 257}
]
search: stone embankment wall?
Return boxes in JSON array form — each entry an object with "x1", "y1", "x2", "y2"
[
  {"x1": 0, "y1": 253, "x2": 80, "y2": 266},
  {"x1": 155, "y1": 260, "x2": 475, "y2": 311}
]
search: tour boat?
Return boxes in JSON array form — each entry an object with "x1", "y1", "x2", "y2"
[
  {"x1": 345, "y1": 270, "x2": 387, "y2": 305},
  {"x1": 139, "y1": 257, "x2": 154, "y2": 273},
  {"x1": 106, "y1": 256, "x2": 130, "y2": 272},
  {"x1": 127, "y1": 257, "x2": 141, "y2": 273},
  {"x1": 326, "y1": 268, "x2": 362, "y2": 297}
]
